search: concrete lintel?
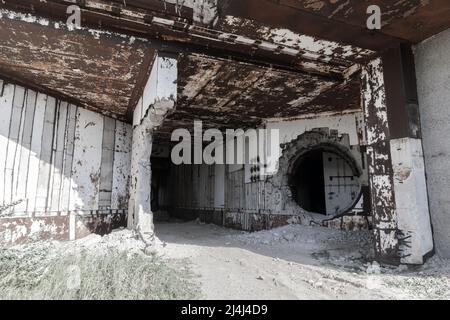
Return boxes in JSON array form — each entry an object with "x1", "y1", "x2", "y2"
[{"x1": 133, "y1": 52, "x2": 178, "y2": 127}]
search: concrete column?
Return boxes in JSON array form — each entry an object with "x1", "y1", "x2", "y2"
[
  {"x1": 128, "y1": 52, "x2": 177, "y2": 244},
  {"x1": 128, "y1": 115, "x2": 154, "y2": 242},
  {"x1": 362, "y1": 45, "x2": 433, "y2": 265}
]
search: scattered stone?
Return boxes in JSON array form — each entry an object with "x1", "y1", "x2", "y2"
[{"x1": 366, "y1": 261, "x2": 381, "y2": 274}]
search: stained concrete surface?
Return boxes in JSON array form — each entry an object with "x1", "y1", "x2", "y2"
[{"x1": 415, "y1": 28, "x2": 450, "y2": 258}]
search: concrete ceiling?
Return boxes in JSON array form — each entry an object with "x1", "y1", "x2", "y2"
[
  {"x1": 154, "y1": 53, "x2": 361, "y2": 143},
  {"x1": 0, "y1": 0, "x2": 448, "y2": 130},
  {"x1": 0, "y1": 9, "x2": 155, "y2": 120}
]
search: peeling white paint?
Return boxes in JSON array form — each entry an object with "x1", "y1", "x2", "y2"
[
  {"x1": 390, "y1": 138, "x2": 434, "y2": 264},
  {"x1": 266, "y1": 112, "x2": 362, "y2": 146},
  {"x1": 0, "y1": 81, "x2": 132, "y2": 216},
  {"x1": 0, "y1": 8, "x2": 148, "y2": 44}
]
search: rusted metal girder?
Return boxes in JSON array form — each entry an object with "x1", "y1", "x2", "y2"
[
  {"x1": 220, "y1": 0, "x2": 407, "y2": 52},
  {"x1": 362, "y1": 45, "x2": 434, "y2": 265},
  {"x1": 108, "y1": 0, "x2": 194, "y2": 22},
  {"x1": 220, "y1": 0, "x2": 450, "y2": 48},
  {"x1": 382, "y1": 45, "x2": 421, "y2": 140},
  {"x1": 1, "y1": 0, "x2": 374, "y2": 121},
  {"x1": 0, "y1": 13, "x2": 155, "y2": 121},
  {"x1": 0, "y1": 0, "x2": 365, "y2": 78}
]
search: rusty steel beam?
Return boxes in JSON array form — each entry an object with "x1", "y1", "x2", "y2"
[
  {"x1": 381, "y1": 45, "x2": 421, "y2": 140},
  {"x1": 0, "y1": 68, "x2": 125, "y2": 121},
  {"x1": 220, "y1": 0, "x2": 411, "y2": 52},
  {"x1": 263, "y1": 0, "x2": 450, "y2": 45},
  {"x1": 109, "y1": 0, "x2": 194, "y2": 22},
  {"x1": 0, "y1": 0, "x2": 357, "y2": 79},
  {"x1": 362, "y1": 46, "x2": 434, "y2": 265}
]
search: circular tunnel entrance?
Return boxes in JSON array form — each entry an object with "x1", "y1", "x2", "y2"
[{"x1": 289, "y1": 148, "x2": 361, "y2": 216}]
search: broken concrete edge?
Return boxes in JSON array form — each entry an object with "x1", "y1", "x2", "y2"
[
  {"x1": 128, "y1": 52, "x2": 178, "y2": 241},
  {"x1": 0, "y1": 210, "x2": 127, "y2": 248},
  {"x1": 168, "y1": 208, "x2": 371, "y2": 232}
]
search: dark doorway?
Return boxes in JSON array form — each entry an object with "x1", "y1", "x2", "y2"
[{"x1": 291, "y1": 149, "x2": 326, "y2": 214}]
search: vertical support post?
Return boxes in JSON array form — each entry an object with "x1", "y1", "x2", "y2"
[
  {"x1": 362, "y1": 45, "x2": 434, "y2": 265},
  {"x1": 128, "y1": 115, "x2": 154, "y2": 241},
  {"x1": 128, "y1": 52, "x2": 177, "y2": 244}
]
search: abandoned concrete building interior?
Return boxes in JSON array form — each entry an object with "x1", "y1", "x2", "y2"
[{"x1": 0, "y1": 0, "x2": 449, "y2": 268}]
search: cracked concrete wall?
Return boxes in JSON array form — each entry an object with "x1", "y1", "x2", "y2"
[{"x1": 415, "y1": 28, "x2": 450, "y2": 258}]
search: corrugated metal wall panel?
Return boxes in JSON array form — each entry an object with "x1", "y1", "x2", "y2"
[{"x1": 0, "y1": 82, "x2": 132, "y2": 216}]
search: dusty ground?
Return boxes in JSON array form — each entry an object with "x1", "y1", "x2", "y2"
[
  {"x1": 2, "y1": 221, "x2": 450, "y2": 300},
  {"x1": 154, "y1": 221, "x2": 450, "y2": 300}
]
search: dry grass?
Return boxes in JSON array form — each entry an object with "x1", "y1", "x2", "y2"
[{"x1": 0, "y1": 241, "x2": 200, "y2": 300}]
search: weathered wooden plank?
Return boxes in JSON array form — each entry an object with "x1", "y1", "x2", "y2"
[
  {"x1": 99, "y1": 116, "x2": 116, "y2": 209},
  {"x1": 26, "y1": 93, "x2": 47, "y2": 213},
  {"x1": 111, "y1": 121, "x2": 132, "y2": 210},
  {"x1": 208, "y1": 165, "x2": 214, "y2": 208},
  {"x1": 46, "y1": 101, "x2": 59, "y2": 211},
  {"x1": 15, "y1": 89, "x2": 37, "y2": 213},
  {"x1": 4, "y1": 85, "x2": 25, "y2": 214},
  {"x1": 0, "y1": 83, "x2": 14, "y2": 207},
  {"x1": 59, "y1": 104, "x2": 77, "y2": 212},
  {"x1": 35, "y1": 96, "x2": 56, "y2": 213},
  {"x1": 214, "y1": 164, "x2": 225, "y2": 208},
  {"x1": 50, "y1": 101, "x2": 68, "y2": 212},
  {"x1": 69, "y1": 108, "x2": 104, "y2": 211},
  {"x1": 203, "y1": 165, "x2": 207, "y2": 208},
  {"x1": 12, "y1": 88, "x2": 28, "y2": 214},
  {"x1": 0, "y1": 81, "x2": 133, "y2": 216}
]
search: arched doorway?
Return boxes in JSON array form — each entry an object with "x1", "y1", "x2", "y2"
[
  {"x1": 289, "y1": 148, "x2": 361, "y2": 215},
  {"x1": 276, "y1": 130, "x2": 363, "y2": 217}
]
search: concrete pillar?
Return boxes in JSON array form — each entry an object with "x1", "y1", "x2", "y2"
[
  {"x1": 128, "y1": 52, "x2": 177, "y2": 243},
  {"x1": 362, "y1": 45, "x2": 434, "y2": 265},
  {"x1": 128, "y1": 115, "x2": 154, "y2": 242}
]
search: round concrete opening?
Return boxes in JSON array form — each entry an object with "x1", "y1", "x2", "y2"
[{"x1": 289, "y1": 148, "x2": 361, "y2": 216}]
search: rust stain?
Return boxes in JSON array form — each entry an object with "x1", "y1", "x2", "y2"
[
  {"x1": 0, "y1": 16, "x2": 155, "y2": 120},
  {"x1": 155, "y1": 52, "x2": 360, "y2": 143}
]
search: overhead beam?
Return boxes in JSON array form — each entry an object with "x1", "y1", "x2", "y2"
[
  {"x1": 258, "y1": 0, "x2": 450, "y2": 44},
  {"x1": 0, "y1": 10, "x2": 154, "y2": 121},
  {"x1": 0, "y1": 0, "x2": 361, "y2": 79},
  {"x1": 220, "y1": 0, "x2": 409, "y2": 52},
  {"x1": 0, "y1": 69, "x2": 122, "y2": 120}
]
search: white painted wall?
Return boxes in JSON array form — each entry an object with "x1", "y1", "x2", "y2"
[
  {"x1": 265, "y1": 112, "x2": 363, "y2": 146},
  {"x1": 415, "y1": 28, "x2": 450, "y2": 258},
  {"x1": 0, "y1": 80, "x2": 132, "y2": 216}
]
